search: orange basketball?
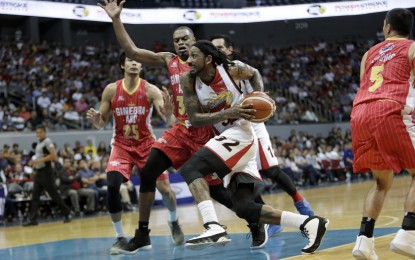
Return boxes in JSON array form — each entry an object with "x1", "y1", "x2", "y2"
[{"x1": 241, "y1": 92, "x2": 276, "y2": 123}]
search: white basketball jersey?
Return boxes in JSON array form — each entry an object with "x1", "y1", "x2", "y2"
[{"x1": 195, "y1": 65, "x2": 250, "y2": 134}]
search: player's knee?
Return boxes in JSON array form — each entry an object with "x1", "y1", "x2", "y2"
[
  {"x1": 156, "y1": 180, "x2": 172, "y2": 195},
  {"x1": 232, "y1": 199, "x2": 262, "y2": 223},
  {"x1": 139, "y1": 173, "x2": 157, "y2": 193},
  {"x1": 180, "y1": 156, "x2": 206, "y2": 185}
]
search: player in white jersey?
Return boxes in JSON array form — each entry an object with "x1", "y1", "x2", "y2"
[
  {"x1": 178, "y1": 40, "x2": 329, "y2": 254},
  {"x1": 210, "y1": 34, "x2": 315, "y2": 236}
]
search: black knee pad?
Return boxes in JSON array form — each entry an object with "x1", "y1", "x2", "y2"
[
  {"x1": 180, "y1": 147, "x2": 229, "y2": 184},
  {"x1": 232, "y1": 199, "x2": 262, "y2": 223},
  {"x1": 139, "y1": 148, "x2": 172, "y2": 193},
  {"x1": 107, "y1": 171, "x2": 123, "y2": 213}
]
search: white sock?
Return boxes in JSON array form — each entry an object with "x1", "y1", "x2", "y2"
[
  {"x1": 112, "y1": 220, "x2": 125, "y2": 238},
  {"x1": 280, "y1": 211, "x2": 309, "y2": 229},
  {"x1": 169, "y1": 210, "x2": 178, "y2": 222},
  {"x1": 198, "y1": 200, "x2": 219, "y2": 224}
]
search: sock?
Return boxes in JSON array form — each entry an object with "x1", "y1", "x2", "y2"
[
  {"x1": 402, "y1": 212, "x2": 415, "y2": 230},
  {"x1": 139, "y1": 221, "x2": 149, "y2": 232},
  {"x1": 359, "y1": 217, "x2": 376, "y2": 238},
  {"x1": 198, "y1": 200, "x2": 219, "y2": 224},
  {"x1": 292, "y1": 192, "x2": 304, "y2": 203},
  {"x1": 112, "y1": 220, "x2": 125, "y2": 238},
  {"x1": 169, "y1": 210, "x2": 178, "y2": 222},
  {"x1": 280, "y1": 211, "x2": 308, "y2": 228}
]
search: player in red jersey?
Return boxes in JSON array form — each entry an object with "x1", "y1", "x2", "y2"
[
  {"x1": 350, "y1": 8, "x2": 415, "y2": 259},
  {"x1": 99, "y1": 0, "x2": 270, "y2": 253},
  {"x1": 86, "y1": 53, "x2": 182, "y2": 255}
]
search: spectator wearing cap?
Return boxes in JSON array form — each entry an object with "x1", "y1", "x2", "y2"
[{"x1": 37, "y1": 88, "x2": 51, "y2": 110}]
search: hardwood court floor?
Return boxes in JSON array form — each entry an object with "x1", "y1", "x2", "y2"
[{"x1": 0, "y1": 175, "x2": 411, "y2": 259}]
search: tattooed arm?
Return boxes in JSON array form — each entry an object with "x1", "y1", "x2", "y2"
[
  {"x1": 229, "y1": 60, "x2": 264, "y2": 92},
  {"x1": 180, "y1": 72, "x2": 255, "y2": 127}
]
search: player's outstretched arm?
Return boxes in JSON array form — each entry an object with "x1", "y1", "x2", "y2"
[
  {"x1": 181, "y1": 72, "x2": 255, "y2": 127},
  {"x1": 86, "y1": 83, "x2": 115, "y2": 129},
  {"x1": 98, "y1": 0, "x2": 174, "y2": 67},
  {"x1": 229, "y1": 60, "x2": 264, "y2": 92}
]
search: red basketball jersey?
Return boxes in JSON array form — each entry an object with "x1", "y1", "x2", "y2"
[
  {"x1": 167, "y1": 55, "x2": 190, "y2": 122},
  {"x1": 354, "y1": 38, "x2": 415, "y2": 107},
  {"x1": 111, "y1": 79, "x2": 153, "y2": 146}
]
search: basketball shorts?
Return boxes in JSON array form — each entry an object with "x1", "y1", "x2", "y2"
[
  {"x1": 205, "y1": 124, "x2": 261, "y2": 187},
  {"x1": 107, "y1": 137, "x2": 168, "y2": 181},
  {"x1": 351, "y1": 100, "x2": 415, "y2": 173},
  {"x1": 252, "y1": 122, "x2": 279, "y2": 170},
  {"x1": 153, "y1": 123, "x2": 221, "y2": 185}
]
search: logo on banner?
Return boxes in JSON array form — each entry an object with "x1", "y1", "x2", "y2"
[
  {"x1": 0, "y1": 1, "x2": 28, "y2": 11},
  {"x1": 183, "y1": 10, "x2": 201, "y2": 21},
  {"x1": 307, "y1": 4, "x2": 326, "y2": 15},
  {"x1": 73, "y1": 6, "x2": 89, "y2": 17}
]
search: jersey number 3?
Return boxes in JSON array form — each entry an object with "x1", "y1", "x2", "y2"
[{"x1": 368, "y1": 64, "x2": 384, "y2": 92}]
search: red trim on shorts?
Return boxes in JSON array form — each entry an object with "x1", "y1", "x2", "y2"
[
  {"x1": 225, "y1": 140, "x2": 254, "y2": 169},
  {"x1": 258, "y1": 140, "x2": 270, "y2": 170}
]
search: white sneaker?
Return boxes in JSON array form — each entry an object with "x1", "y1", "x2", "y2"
[
  {"x1": 300, "y1": 216, "x2": 329, "y2": 254},
  {"x1": 352, "y1": 235, "x2": 378, "y2": 260},
  {"x1": 185, "y1": 221, "x2": 231, "y2": 250},
  {"x1": 390, "y1": 229, "x2": 415, "y2": 258}
]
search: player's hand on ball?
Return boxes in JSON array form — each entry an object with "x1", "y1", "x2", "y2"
[{"x1": 225, "y1": 103, "x2": 256, "y2": 120}]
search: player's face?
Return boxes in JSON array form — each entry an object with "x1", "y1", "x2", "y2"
[
  {"x1": 35, "y1": 128, "x2": 46, "y2": 141},
  {"x1": 211, "y1": 38, "x2": 233, "y2": 57},
  {"x1": 187, "y1": 46, "x2": 207, "y2": 76},
  {"x1": 173, "y1": 29, "x2": 195, "y2": 61},
  {"x1": 123, "y1": 58, "x2": 142, "y2": 75}
]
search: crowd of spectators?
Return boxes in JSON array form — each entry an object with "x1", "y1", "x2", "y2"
[
  {"x1": 0, "y1": 127, "x2": 367, "y2": 224},
  {"x1": 0, "y1": 138, "x2": 135, "y2": 224},
  {"x1": 0, "y1": 35, "x2": 378, "y2": 132}
]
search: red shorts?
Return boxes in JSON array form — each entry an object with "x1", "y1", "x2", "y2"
[
  {"x1": 107, "y1": 137, "x2": 168, "y2": 181},
  {"x1": 351, "y1": 100, "x2": 415, "y2": 173},
  {"x1": 152, "y1": 123, "x2": 222, "y2": 185}
]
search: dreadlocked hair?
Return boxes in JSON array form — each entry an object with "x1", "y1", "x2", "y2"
[{"x1": 193, "y1": 40, "x2": 233, "y2": 69}]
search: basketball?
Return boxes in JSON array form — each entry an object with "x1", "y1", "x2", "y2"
[{"x1": 241, "y1": 92, "x2": 276, "y2": 123}]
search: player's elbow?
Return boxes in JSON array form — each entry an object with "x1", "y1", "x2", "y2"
[{"x1": 187, "y1": 114, "x2": 203, "y2": 127}]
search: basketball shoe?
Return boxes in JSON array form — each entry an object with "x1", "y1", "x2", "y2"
[
  {"x1": 247, "y1": 223, "x2": 269, "y2": 249},
  {"x1": 168, "y1": 219, "x2": 184, "y2": 245},
  {"x1": 352, "y1": 235, "x2": 378, "y2": 260},
  {"x1": 118, "y1": 229, "x2": 152, "y2": 255},
  {"x1": 295, "y1": 199, "x2": 314, "y2": 216},
  {"x1": 300, "y1": 216, "x2": 329, "y2": 254},
  {"x1": 390, "y1": 229, "x2": 415, "y2": 258},
  {"x1": 110, "y1": 237, "x2": 128, "y2": 255},
  {"x1": 185, "y1": 221, "x2": 231, "y2": 250},
  {"x1": 267, "y1": 225, "x2": 284, "y2": 237}
]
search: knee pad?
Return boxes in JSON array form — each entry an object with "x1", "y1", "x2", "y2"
[
  {"x1": 232, "y1": 199, "x2": 262, "y2": 223},
  {"x1": 140, "y1": 148, "x2": 171, "y2": 193},
  {"x1": 106, "y1": 171, "x2": 123, "y2": 213},
  {"x1": 180, "y1": 155, "x2": 209, "y2": 185}
]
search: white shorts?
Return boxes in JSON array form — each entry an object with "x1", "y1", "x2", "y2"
[
  {"x1": 205, "y1": 123, "x2": 261, "y2": 187},
  {"x1": 252, "y1": 123, "x2": 279, "y2": 170}
]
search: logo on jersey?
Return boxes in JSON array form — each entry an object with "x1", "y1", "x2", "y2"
[
  {"x1": 379, "y1": 44, "x2": 394, "y2": 54},
  {"x1": 117, "y1": 96, "x2": 125, "y2": 101},
  {"x1": 157, "y1": 137, "x2": 167, "y2": 144},
  {"x1": 109, "y1": 161, "x2": 120, "y2": 166},
  {"x1": 205, "y1": 91, "x2": 233, "y2": 112},
  {"x1": 170, "y1": 62, "x2": 178, "y2": 68}
]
